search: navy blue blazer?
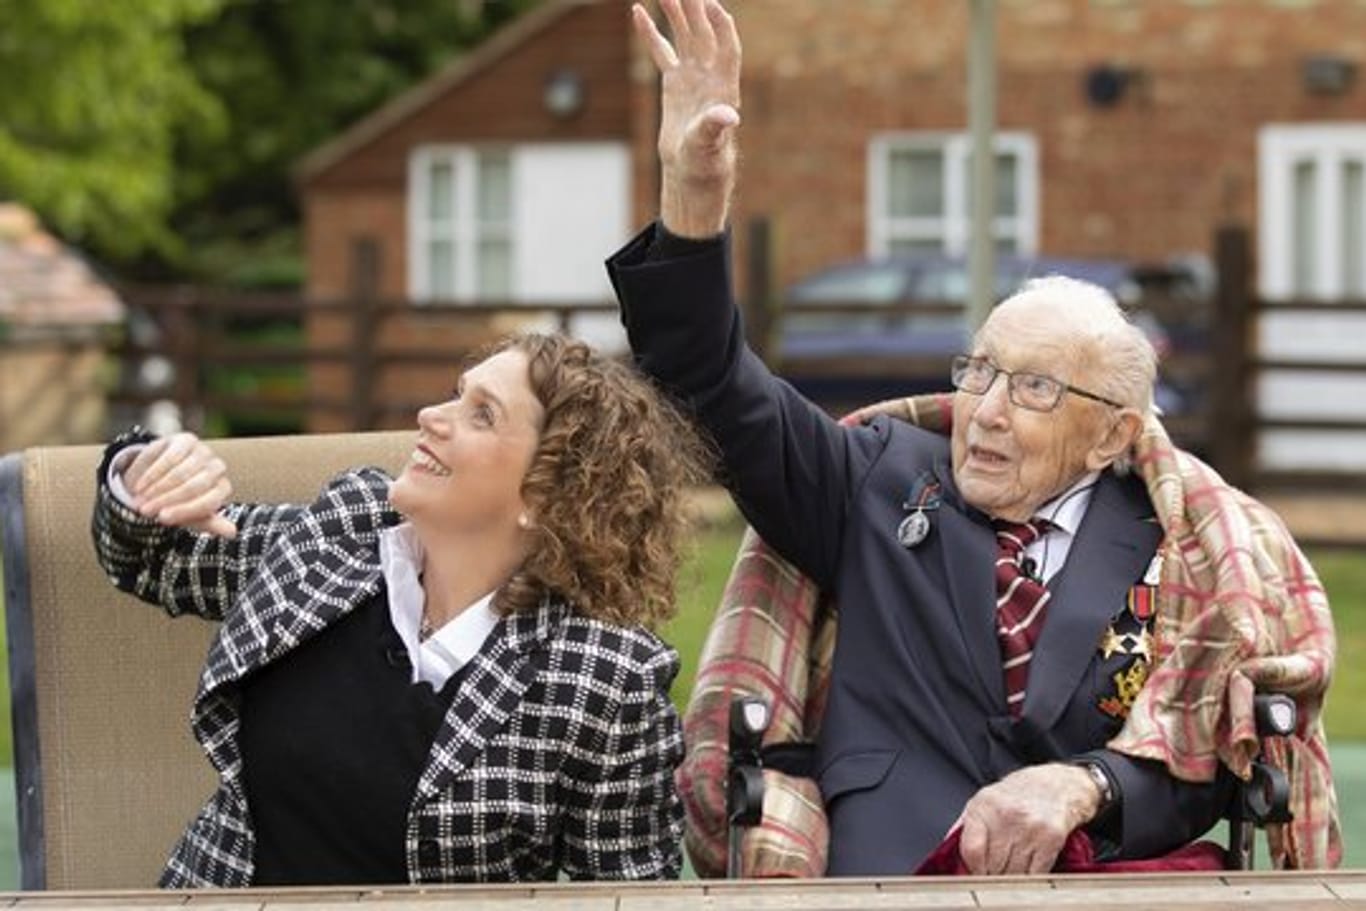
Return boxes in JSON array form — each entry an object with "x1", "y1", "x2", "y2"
[{"x1": 608, "y1": 224, "x2": 1230, "y2": 875}]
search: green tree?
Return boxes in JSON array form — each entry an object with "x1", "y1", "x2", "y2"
[
  {"x1": 168, "y1": 0, "x2": 540, "y2": 285},
  {"x1": 0, "y1": 0, "x2": 225, "y2": 259}
]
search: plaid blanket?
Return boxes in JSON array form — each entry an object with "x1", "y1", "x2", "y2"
[{"x1": 677, "y1": 394, "x2": 1340, "y2": 876}]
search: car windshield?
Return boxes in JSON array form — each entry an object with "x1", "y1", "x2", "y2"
[
  {"x1": 787, "y1": 261, "x2": 908, "y2": 304},
  {"x1": 786, "y1": 261, "x2": 911, "y2": 333}
]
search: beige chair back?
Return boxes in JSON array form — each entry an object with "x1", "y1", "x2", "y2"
[{"x1": 0, "y1": 431, "x2": 413, "y2": 889}]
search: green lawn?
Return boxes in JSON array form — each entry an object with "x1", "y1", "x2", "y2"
[
  {"x1": 663, "y1": 514, "x2": 747, "y2": 716},
  {"x1": 1315, "y1": 550, "x2": 1366, "y2": 740}
]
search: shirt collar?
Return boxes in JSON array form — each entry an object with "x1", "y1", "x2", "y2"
[
  {"x1": 1035, "y1": 470, "x2": 1101, "y2": 537},
  {"x1": 378, "y1": 523, "x2": 500, "y2": 688}
]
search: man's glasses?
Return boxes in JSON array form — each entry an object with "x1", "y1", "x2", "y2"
[{"x1": 950, "y1": 355, "x2": 1125, "y2": 413}]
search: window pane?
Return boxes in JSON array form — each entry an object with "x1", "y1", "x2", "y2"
[
  {"x1": 429, "y1": 161, "x2": 453, "y2": 220},
  {"x1": 477, "y1": 238, "x2": 512, "y2": 299},
  {"x1": 995, "y1": 153, "x2": 1018, "y2": 217},
  {"x1": 1293, "y1": 159, "x2": 1317, "y2": 295},
  {"x1": 964, "y1": 152, "x2": 1019, "y2": 217},
  {"x1": 888, "y1": 149, "x2": 943, "y2": 217},
  {"x1": 1344, "y1": 160, "x2": 1364, "y2": 297},
  {"x1": 429, "y1": 240, "x2": 455, "y2": 299},
  {"x1": 478, "y1": 150, "x2": 512, "y2": 224}
]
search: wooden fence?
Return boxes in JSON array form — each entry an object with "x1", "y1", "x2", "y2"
[
  {"x1": 109, "y1": 290, "x2": 622, "y2": 435},
  {"x1": 71, "y1": 220, "x2": 1366, "y2": 500},
  {"x1": 1205, "y1": 226, "x2": 1366, "y2": 493}
]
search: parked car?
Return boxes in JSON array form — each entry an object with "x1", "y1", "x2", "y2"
[{"x1": 776, "y1": 252, "x2": 1199, "y2": 417}]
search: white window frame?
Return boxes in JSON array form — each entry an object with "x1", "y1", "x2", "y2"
[
  {"x1": 408, "y1": 145, "x2": 513, "y2": 303},
  {"x1": 1259, "y1": 123, "x2": 1366, "y2": 299},
  {"x1": 867, "y1": 131, "x2": 1039, "y2": 257}
]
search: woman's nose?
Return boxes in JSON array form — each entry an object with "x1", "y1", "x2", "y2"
[{"x1": 417, "y1": 402, "x2": 451, "y2": 435}]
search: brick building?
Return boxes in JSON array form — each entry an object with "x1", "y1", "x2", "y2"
[{"x1": 298, "y1": 0, "x2": 1366, "y2": 433}]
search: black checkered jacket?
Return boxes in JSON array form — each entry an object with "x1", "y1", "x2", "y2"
[{"x1": 91, "y1": 446, "x2": 685, "y2": 887}]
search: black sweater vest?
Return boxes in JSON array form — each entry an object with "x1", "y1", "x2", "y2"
[{"x1": 238, "y1": 591, "x2": 467, "y2": 885}]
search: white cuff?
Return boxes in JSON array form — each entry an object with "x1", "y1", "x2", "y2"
[{"x1": 107, "y1": 444, "x2": 148, "y2": 508}]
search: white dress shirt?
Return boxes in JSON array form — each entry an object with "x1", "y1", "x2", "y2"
[
  {"x1": 1025, "y1": 470, "x2": 1101, "y2": 585},
  {"x1": 377, "y1": 523, "x2": 499, "y2": 688}
]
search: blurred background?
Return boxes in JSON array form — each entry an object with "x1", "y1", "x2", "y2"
[{"x1": 0, "y1": 0, "x2": 1364, "y2": 885}]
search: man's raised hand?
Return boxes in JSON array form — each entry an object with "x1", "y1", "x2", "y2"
[{"x1": 632, "y1": 0, "x2": 741, "y2": 237}]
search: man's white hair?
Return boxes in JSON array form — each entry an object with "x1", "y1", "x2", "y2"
[
  {"x1": 996, "y1": 274, "x2": 1158, "y2": 414},
  {"x1": 985, "y1": 275, "x2": 1157, "y2": 475}
]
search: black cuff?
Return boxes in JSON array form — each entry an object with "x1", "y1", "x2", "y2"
[
  {"x1": 95, "y1": 426, "x2": 157, "y2": 487},
  {"x1": 647, "y1": 223, "x2": 727, "y2": 262},
  {"x1": 1071, "y1": 754, "x2": 1122, "y2": 857}
]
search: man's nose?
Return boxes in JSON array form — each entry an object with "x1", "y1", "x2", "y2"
[{"x1": 972, "y1": 373, "x2": 1012, "y2": 425}]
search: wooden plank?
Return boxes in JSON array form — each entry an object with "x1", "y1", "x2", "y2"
[
  {"x1": 1329, "y1": 881, "x2": 1366, "y2": 901},
  {"x1": 703, "y1": 881, "x2": 977, "y2": 909},
  {"x1": 181, "y1": 901, "x2": 267, "y2": 911},
  {"x1": 973, "y1": 878, "x2": 1336, "y2": 906},
  {"x1": 3, "y1": 877, "x2": 1366, "y2": 910}
]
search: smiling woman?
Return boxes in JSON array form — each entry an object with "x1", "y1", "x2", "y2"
[{"x1": 88, "y1": 332, "x2": 712, "y2": 888}]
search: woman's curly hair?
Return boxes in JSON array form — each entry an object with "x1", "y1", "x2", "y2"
[{"x1": 479, "y1": 332, "x2": 714, "y2": 630}]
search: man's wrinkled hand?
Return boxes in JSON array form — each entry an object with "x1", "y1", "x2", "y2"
[
  {"x1": 956, "y1": 763, "x2": 1102, "y2": 875},
  {"x1": 632, "y1": 0, "x2": 741, "y2": 237}
]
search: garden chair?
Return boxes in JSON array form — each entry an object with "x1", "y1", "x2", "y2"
[{"x1": 0, "y1": 431, "x2": 411, "y2": 889}]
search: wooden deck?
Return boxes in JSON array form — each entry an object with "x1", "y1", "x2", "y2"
[
  {"x1": 1261, "y1": 492, "x2": 1366, "y2": 548},
  {"x1": 3, "y1": 871, "x2": 1365, "y2": 910}
]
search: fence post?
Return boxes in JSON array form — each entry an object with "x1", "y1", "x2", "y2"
[
  {"x1": 166, "y1": 288, "x2": 202, "y2": 434},
  {"x1": 745, "y1": 217, "x2": 774, "y2": 365},
  {"x1": 350, "y1": 237, "x2": 380, "y2": 431},
  {"x1": 1211, "y1": 224, "x2": 1253, "y2": 491}
]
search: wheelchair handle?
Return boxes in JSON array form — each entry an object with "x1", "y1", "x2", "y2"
[
  {"x1": 1254, "y1": 693, "x2": 1296, "y2": 738},
  {"x1": 727, "y1": 696, "x2": 771, "y2": 878}
]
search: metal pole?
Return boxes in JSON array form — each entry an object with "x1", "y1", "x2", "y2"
[{"x1": 967, "y1": 0, "x2": 998, "y2": 332}]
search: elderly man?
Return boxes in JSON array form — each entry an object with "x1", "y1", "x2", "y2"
[{"x1": 608, "y1": 0, "x2": 1337, "y2": 878}]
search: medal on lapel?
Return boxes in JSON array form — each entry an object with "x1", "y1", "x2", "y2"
[
  {"x1": 897, "y1": 472, "x2": 942, "y2": 549},
  {"x1": 1096, "y1": 581, "x2": 1158, "y2": 720}
]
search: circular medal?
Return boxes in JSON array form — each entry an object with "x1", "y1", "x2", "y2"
[{"x1": 897, "y1": 510, "x2": 930, "y2": 548}]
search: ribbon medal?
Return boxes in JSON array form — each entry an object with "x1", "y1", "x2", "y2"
[
  {"x1": 897, "y1": 472, "x2": 942, "y2": 550},
  {"x1": 897, "y1": 510, "x2": 931, "y2": 548}
]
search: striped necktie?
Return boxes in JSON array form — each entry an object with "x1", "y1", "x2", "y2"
[{"x1": 992, "y1": 518, "x2": 1053, "y2": 717}]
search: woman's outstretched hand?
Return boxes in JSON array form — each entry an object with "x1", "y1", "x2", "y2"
[{"x1": 123, "y1": 432, "x2": 237, "y2": 538}]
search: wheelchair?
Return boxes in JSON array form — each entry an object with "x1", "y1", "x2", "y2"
[{"x1": 724, "y1": 691, "x2": 1297, "y2": 876}]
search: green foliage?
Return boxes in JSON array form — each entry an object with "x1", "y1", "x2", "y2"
[
  {"x1": 167, "y1": 0, "x2": 541, "y2": 283},
  {"x1": 0, "y1": 0, "x2": 541, "y2": 276},
  {"x1": 0, "y1": 0, "x2": 226, "y2": 258}
]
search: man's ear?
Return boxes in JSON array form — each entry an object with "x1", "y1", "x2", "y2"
[{"x1": 1086, "y1": 409, "x2": 1144, "y2": 471}]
